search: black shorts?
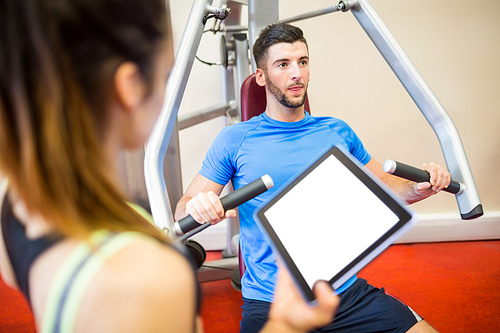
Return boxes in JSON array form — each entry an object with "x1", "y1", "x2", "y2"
[{"x1": 240, "y1": 278, "x2": 421, "y2": 333}]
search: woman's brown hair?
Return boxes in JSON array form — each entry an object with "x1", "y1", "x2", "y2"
[{"x1": 0, "y1": 0, "x2": 171, "y2": 241}]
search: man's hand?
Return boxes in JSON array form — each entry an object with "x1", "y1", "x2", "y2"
[
  {"x1": 184, "y1": 191, "x2": 236, "y2": 225},
  {"x1": 413, "y1": 162, "x2": 451, "y2": 196},
  {"x1": 365, "y1": 159, "x2": 452, "y2": 204}
]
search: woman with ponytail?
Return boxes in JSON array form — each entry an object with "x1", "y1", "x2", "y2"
[{"x1": 0, "y1": 0, "x2": 338, "y2": 332}]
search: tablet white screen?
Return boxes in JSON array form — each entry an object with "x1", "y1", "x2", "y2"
[{"x1": 263, "y1": 155, "x2": 399, "y2": 289}]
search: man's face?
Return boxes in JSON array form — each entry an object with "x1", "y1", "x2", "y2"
[{"x1": 261, "y1": 42, "x2": 310, "y2": 108}]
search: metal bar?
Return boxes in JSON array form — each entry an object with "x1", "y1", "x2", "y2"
[
  {"x1": 163, "y1": 122, "x2": 183, "y2": 214},
  {"x1": 178, "y1": 102, "x2": 231, "y2": 130},
  {"x1": 197, "y1": 257, "x2": 238, "y2": 282},
  {"x1": 280, "y1": 5, "x2": 342, "y2": 24},
  {"x1": 145, "y1": 0, "x2": 214, "y2": 235},
  {"x1": 351, "y1": 0, "x2": 483, "y2": 219},
  {"x1": 248, "y1": 0, "x2": 279, "y2": 71},
  {"x1": 223, "y1": 25, "x2": 248, "y2": 32},
  {"x1": 233, "y1": 34, "x2": 251, "y2": 120},
  {"x1": 221, "y1": 0, "x2": 244, "y2": 257}
]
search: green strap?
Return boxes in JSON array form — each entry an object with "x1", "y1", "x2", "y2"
[{"x1": 42, "y1": 231, "x2": 159, "y2": 333}]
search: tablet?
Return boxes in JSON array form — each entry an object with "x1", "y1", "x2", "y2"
[{"x1": 254, "y1": 145, "x2": 417, "y2": 302}]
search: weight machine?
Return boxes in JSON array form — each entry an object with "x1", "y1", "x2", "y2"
[{"x1": 143, "y1": 0, "x2": 483, "y2": 282}]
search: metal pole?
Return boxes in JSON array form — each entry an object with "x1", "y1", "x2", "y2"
[
  {"x1": 351, "y1": 0, "x2": 483, "y2": 219},
  {"x1": 145, "y1": 0, "x2": 214, "y2": 234},
  {"x1": 280, "y1": 5, "x2": 342, "y2": 24},
  {"x1": 178, "y1": 102, "x2": 231, "y2": 130},
  {"x1": 233, "y1": 33, "x2": 251, "y2": 120},
  {"x1": 248, "y1": 0, "x2": 279, "y2": 72}
]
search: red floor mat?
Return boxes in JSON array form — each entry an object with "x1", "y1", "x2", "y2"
[{"x1": 1, "y1": 240, "x2": 499, "y2": 332}]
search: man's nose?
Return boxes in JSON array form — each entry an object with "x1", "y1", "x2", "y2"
[{"x1": 289, "y1": 63, "x2": 302, "y2": 81}]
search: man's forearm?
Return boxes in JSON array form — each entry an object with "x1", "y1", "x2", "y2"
[{"x1": 383, "y1": 175, "x2": 432, "y2": 204}]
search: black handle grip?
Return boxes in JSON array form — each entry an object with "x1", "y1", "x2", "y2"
[
  {"x1": 174, "y1": 175, "x2": 274, "y2": 236},
  {"x1": 383, "y1": 160, "x2": 464, "y2": 195}
]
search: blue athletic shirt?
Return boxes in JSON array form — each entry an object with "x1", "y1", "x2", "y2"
[{"x1": 200, "y1": 111, "x2": 372, "y2": 302}]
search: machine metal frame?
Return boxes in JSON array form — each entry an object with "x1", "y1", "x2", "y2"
[{"x1": 144, "y1": 0, "x2": 483, "y2": 281}]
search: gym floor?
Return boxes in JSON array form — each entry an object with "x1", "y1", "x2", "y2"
[{"x1": 1, "y1": 240, "x2": 499, "y2": 332}]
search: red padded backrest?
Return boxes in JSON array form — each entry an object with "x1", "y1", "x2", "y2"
[{"x1": 240, "y1": 73, "x2": 311, "y2": 122}]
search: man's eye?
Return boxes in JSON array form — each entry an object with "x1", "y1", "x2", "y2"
[
  {"x1": 300, "y1": 61, "x2": 308, "y2": 66},
  {"x1": 278, "y1": 63, "x2": 287, "y2": 68}
]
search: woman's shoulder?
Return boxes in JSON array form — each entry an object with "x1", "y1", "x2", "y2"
[
  {"x1": 100, "y1": 232, "x2": 195, "y2": 285},
  {"x1": 95, "y1": 234, "x2": 197, "y2": 305},
  {"x1": 73, "y1": 233, "x2": 199, "y2": 332}
]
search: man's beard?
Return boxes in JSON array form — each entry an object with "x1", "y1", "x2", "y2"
[{"x1": 265, "y1": 75, "x2": 307, "y2": 108}]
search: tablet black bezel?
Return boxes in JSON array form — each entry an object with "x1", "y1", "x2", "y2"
[{"x1": 255, "y1": 146, "x2": 414, "y2": 301}]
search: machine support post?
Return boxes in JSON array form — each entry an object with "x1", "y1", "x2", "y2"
[
  {"x1": 145, "y1": 0, "x2": 215, "y2": 235},
  {"x1": 146, "y1": 0, "x2": 484, "y2": 238},
  {"x1": 233, "y1": 34, "x2": 251, "y2": 120},
  {"x1": 248, "y1": 0, "x2": 279, "y2": 71},
  {"x1": 350, "y1": 0, "x2": 483, "y2": 219}
]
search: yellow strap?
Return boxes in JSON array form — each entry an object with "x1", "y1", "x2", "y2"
[
  {"x1": 0, "y1": 178, "x2": 8, "y2": 197},
  {"x1": 127, "y1": 202, "x2": 155, "y2": 225}
]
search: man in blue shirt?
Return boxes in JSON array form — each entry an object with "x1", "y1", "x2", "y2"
[{"x1": 175, "y1": 23, "x2": 449, "y2": 333}]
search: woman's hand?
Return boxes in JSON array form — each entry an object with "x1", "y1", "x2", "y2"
[{"x1": 263, "y1": 261, "x2": 340, "y2": 333}]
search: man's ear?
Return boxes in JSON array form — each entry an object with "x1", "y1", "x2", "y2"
[
  {"x1": 113, "y1": 62, "x2": 146, "y2": 113},
  {"x1": 255, "y1": 68, "x2": 267, "y2": 87}
]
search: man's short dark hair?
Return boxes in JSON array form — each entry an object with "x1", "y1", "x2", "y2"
[{"x1": 252, "y1": 23, "x2": 308, "y2": 70}]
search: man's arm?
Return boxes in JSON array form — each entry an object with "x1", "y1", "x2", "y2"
[
  {"x1": 365, "y1": 158, "x2": 451, "y2": 204},
  {"x1": 174, "y1": 173, "x2": 236, "y2": 225}
]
